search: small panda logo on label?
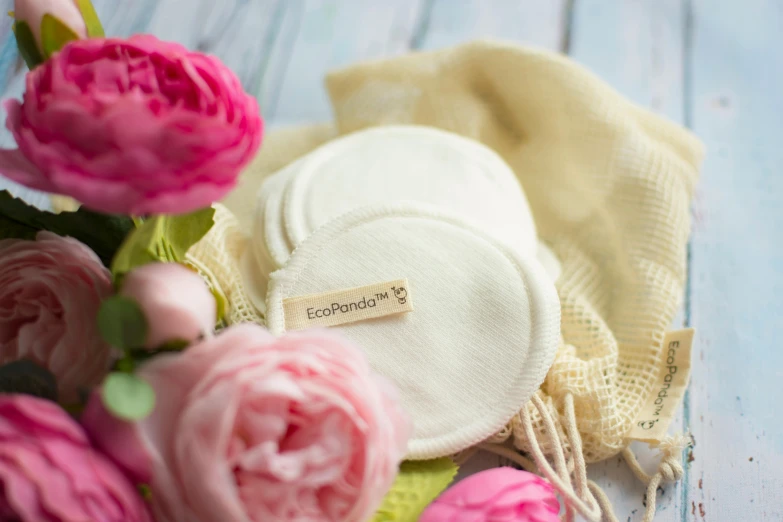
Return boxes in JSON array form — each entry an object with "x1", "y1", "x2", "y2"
[
  {"x1": 637, "y1": 419, "x2": 659, "y2": 431},
  {"x1": 391, "y1": 286, "x2": 407, "y2": 305}
]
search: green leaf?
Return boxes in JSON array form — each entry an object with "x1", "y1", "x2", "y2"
[
  {"x1": 101, "y1": 372, "x2": 155, "y2": 421},
  {"x1": 371, "y1": 458, "x2": 458, "y2": 522},
  {"x1": 110, "y1": 218, "x2": 165, "y2": 277},
  {"x1": 165, "y1": 207, "x2": 216, "y2": 259},
  {"x1": 97, "y1": 296, "x2": 149, "y2": 350},
  {"x1": 0, "y1": 214, "x2": 38, "y2": 240},
  {"x1": 0, "y1": 191, "x2": 134, "y2": 266},
  {"x1": 40, "y1": 13, "x2": 79, "y2": 58},
  {"x1": 211, "y1": 287, "x2": 228, "y2": 322},
  {"x1": 75, "y1": 0, "x2": 104, "y2": 37},
  {"x1": 111, "y1": 208, "x2": 216, "y2": 279},
  {"x1": 155, "y1": 339, "x2": 190, "y2": 351},
  {"x1": 13, "y1": 21, "x2": 44, "y2": 69},
  {"x1": 0, "y1": 360, "x2": 58, "y2": 401},
  {"x1": 120, "y1": 347, "x2": 173, "y2": 369}
]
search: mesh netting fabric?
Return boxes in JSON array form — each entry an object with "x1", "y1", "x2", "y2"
[
  {"x1": 191, "y1": 41, "x2": 703, "y2": 464},
  {"x1": 187, "y1": 205, "x2": 263, "y2": 326}
]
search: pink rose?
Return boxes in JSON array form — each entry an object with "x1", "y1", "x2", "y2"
[
  {"x1": 419, "y1": 468, "x2": 561, "y2": 522},
  {"x1": 13, "y1": 0, "x2": 87, "y2": 51},
  {"x1": 0, "y1": 394, "x2": 152, "y2": 522},
  {"x1": 0, "y1": 35, "x2": 263, "y2": 215},
  {"x1": 0, "y1": 231, "x2": 113, "y2": 402},
  {"x1": 119, "y1": 262, "x2": 216, "y2": 350},
  {"x1": 82, "y1": 324, "x2": 411, "y2": 522}
]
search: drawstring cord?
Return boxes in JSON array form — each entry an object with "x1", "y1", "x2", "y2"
[{"x1": 478, "y1": 393, "x2": 692, "y2": 522}]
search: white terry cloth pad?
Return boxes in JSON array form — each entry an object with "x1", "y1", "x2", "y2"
[
  {"x1": 281, "y1": 125, "x2": 538, "y2": 255},
  {"x1": 241, "y1": 161, "x2": 301, "y2": 313},
  {"x1": 265, "y1": 203, "x2": 561, "y2": 459},
  {"x1": 243, "y1": 125, "x2": 554, "y2": 314}
]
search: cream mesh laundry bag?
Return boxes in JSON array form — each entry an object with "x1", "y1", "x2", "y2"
[{"x1": 188, "y1": 41, "x2": 704, "y2": 521}]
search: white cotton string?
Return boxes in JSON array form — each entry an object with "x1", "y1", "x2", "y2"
[
  {"x1": 476, "y1": 442, "x2": 576, "y2": 522},
  {"x1": 451, "y1": 446, "x2": 480, "y2": 466},
  {"x1": 562, "y1": 394, "x2": 591, "y2": 504},
  {"x1": 476, "y1": 442, "x2": 539, "y2": 473},
  {"x1": 477, "y1": 396, "x2": 691, "y2": 522},
  {"x1": 587, "y1": 480, "x2": 620, "y2": 522},
  {"x1": 477, "y1": 442, "x2": 620, "y2": 522},
  {"x1": 621, "y1": 434, "x2": 693, "y2": 522},
  {"x1": 518, "y1": 394, "x2": 603, "y2": 522}
]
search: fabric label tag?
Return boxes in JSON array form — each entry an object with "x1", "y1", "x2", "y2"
[
  {"x1": 283, "y1": 279, "x2": 413, "y2": 330},
  {"x1": 628, "y1": 328, "x2": 695, "y2": 442}
]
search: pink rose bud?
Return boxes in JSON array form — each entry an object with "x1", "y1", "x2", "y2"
[
  {"x1": 0, "y1": 231, "x2": 114, "y2": 403},
  {"x1": 82, "y1": 324, "x2": 412, "y2": 522},
  {"x1": 0, "y1": 394, "x2": 152, "y2": 522},
  {"x1": 0, "y1": 35, "x2": 263, "y2": 215},
  {"x1": 12, "y1": 0, "x2": 103, "y2": 68},
  {"x1": 119, "y1": 262, "x2": 216, "y2": 350},
  {"x1": 419, "y1": 468, "x2": 561, "y2": 522}
]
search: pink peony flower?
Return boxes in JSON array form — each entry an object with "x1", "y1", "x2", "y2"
[
  {"x1": 82, "y1": 324, "x2": 411, "y2": 522},
  {"x1": 0, "y1": 394, "x2": 152, "y2": 522},
  {"x1": 119, "y1": 262, "x2": 216, "y2": 350},
  {"x1": 0, "y1": 35, "x2": 263, "y2": 215},
  {"x1": 0, "y1": 231, "x2": 113, "y2": 402},
  {"x1": 419, "y1": 468, "x2": 561, "y2": 522}
]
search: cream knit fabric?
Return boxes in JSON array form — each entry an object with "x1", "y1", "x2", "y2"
[
  {"x1": 190, "y1": 40, "x2": 703, "y2": 481},
  {"x1": 241, "y1": 124, "x2": 553, "y2": 314},
  {"x1": 265, "y1": 202, "x2": 561, "y2": 460},
  {"x1": 277, "y1": 125, "x2": 538, "y2": 254}
]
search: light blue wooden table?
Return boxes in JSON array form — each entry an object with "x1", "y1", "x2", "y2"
[{"x1": 0, "y1": 1, "x2": 780, "y2": 521}]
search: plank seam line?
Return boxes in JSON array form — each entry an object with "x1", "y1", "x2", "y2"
[
  {"x1": 561, "y1": 0, "x2": 576, "y2": 54},
  {"x1": 250, "y1": 0, "x2": 288, "y2": 106},
  {"x1": 265, "y1": 1, "x2": 304, "y2": 121},
  {"x1": 680, "y1": 0, "x2": 695, "y2": 520},
  {"x1": 409, "y1": 0, "x2": 434, "y2": 50}
]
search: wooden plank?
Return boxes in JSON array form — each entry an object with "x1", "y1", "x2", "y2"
[
  {"x1": 254, "y1": 0, "x2": 308, "y2": 121},
  {"x1": 142, "y1": 0, "x2": 283, "y2": 95},
  {"x1": 97, "y1": 0, "x2": 285, "y2": 97},
  {"x1": 569, "y1": 0, "x2": 685, "y2": 121},
  {"x1": 94, "y1": 0, "x2": 158, "y2": 37},
  {"x1": 415, "y1": 0, "x2": 568, "y2": 51},
  {"x1": 687, "y1": 1, "x2": 783, "y2": 520},
  {"x1": 267, "y1": 0, "x2": 425, "y2": 123},
  {"x1": 567, "y1": 1, "x2": 688, "y2": 521}
]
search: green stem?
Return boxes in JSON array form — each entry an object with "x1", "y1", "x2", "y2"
[{"x1": 115, "y1": 355, "x2": 135, "y2": 373}]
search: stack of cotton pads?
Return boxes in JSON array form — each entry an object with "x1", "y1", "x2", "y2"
[{"x1": 243, "y1": 125, "x2": 562, "y2": 459}]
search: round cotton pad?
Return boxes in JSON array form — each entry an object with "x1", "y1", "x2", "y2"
[
  {"x1": 266, "y1": 203, "x2": 561, "y2": 459},
  {"x1": 243, "y1": 160, "x2": 302, "y2": 314},
  {"x1": 283, "y1": 125, "x2": 538, "y2": 255},
  {"x1": 256, "y1": 163, "x2": 299, "y2": 270},
  {"x1": 536, "y1": 242, "x2": 562, "y2": 282}
]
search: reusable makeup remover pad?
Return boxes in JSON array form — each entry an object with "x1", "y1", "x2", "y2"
[
  {"x1": 281, "y1": 125, "x2": 538, "y2": 254},
  {"x1": 265, "y1": 203, "x2": 561, "y2": 459},
  {"x1": 243, "y1": 125, "x2": 555, "y2": 313}
]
